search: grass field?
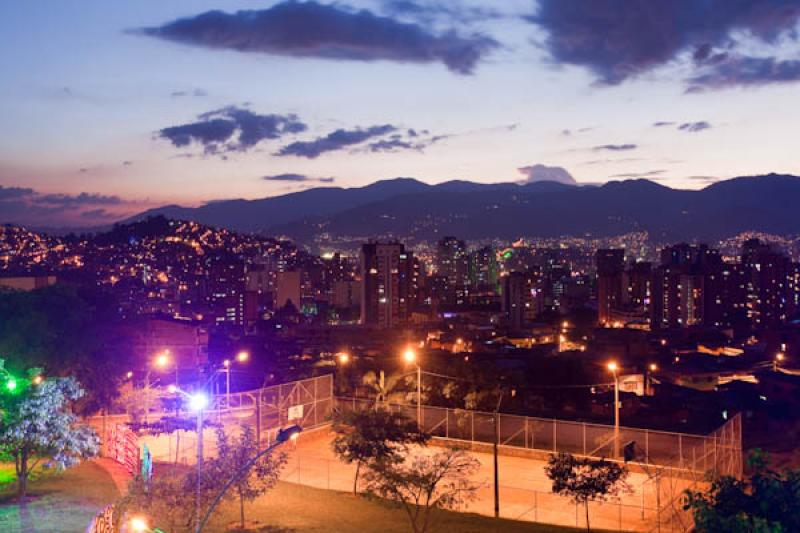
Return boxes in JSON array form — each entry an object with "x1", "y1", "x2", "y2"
[
  {"x1": 0, "y1": 460, "x2": 597, "y2": 533},
  {"x1": 201, "y1": 481, "x2": 595, "y2": 533},
  {"x1": 0, "y1": 461, "x2": 121, "y2": 533}
]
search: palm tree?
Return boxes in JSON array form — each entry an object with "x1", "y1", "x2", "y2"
[{"x1": 361, "y1": 370, "x2": 407, "y2": 407}]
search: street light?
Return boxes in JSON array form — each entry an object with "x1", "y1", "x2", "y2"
[
  {"x1": 337, "y1": 352, "x2": 350, "y2": 364},
  {"x1": 236, "y1": 350, "x2": 249, "y2": 363},
  {"x1": 130, "y1": 517, "x2": 149, "y2": 532},
  {"x1": 197, "y1": 425, "x2": 302, "y2": 532},
  {"x1": 171, "y1": 386, "x2": 208, "y2": 533},
  {"x1": 607, "y1": 361, "x2": 620, "y2": 459},
  {"x1": 403, "y1": 348, "x2": 421, "y2": 431},
  {"x1": 220, "y1": 353, "x2": 249, "y2": 409},
  {"x1": 154, "y1": 349, "x2": 179, "y2": 387},
  {"x1": 774, "y1": 352, "x2": 785, "y2": 372}
]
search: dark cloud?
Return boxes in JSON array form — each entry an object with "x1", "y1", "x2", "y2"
[
  {"x1": 678, "y1": 121, "x2": 712, "y2": 132},
  {"x1": 277, "y1": 124, "x2": 396, "y2": 158},
  {"x1": 37, "y1": 192, "x2": 123, "y2": 207},
  {"x1": 687, "y1": 55, "x2": 800, "y2": 91},
  {"x1": 0, "y1": 186, "x2": 34, "y2": 200},
  {"x1": 381, "y1": 0, "x2": 506, "y2": 25},
  {"x1": 262, "y1": 173, "x2": 335, "y2": 183},
  {"x1": 593, "y1": 144, "x2": 637, "y2": 152},
  {"x1": 610, "y1": 170, "x2": 666, "y2": 178},
  {"x1": 581, "y1": 157, "x2": 642, "y2": 166},
  {"x1": 0, "y1": 187, "x2": 129, "y2": 226},
  {"x1": 139, "y1": 1, "x2": 498, "y2": 75},
  {"x1": 653, "y1": 121, "x2": 675, "y2": 127},
  {"x1": 528, "y1": 1, "x2": 800, "y2": 87},
  {"x1": 171, "y1": 88, "x2": 208, "y2": 98},
  {"x1": 158, "y1": 106, "x2": 307, "y2": 155},
  {"x1": 122, "y1": 160, "x2": 133, "y2": 166}
]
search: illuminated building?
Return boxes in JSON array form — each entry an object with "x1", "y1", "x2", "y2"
[{"x1": 360, "y1": 242, "x2": 414, "y2": 327}]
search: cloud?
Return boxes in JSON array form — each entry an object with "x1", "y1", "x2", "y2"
[
  {"x1": 687, "y1": 175, "x2": 721, "y2": 183},
  {"x1": 0, "y1": 186, "x2": 35, "y2": 200},
  {"x1": 277, "y1": 124, "x2": 397, "y2": 158},
  {"x1": 158, "y1": 106, "x2": 307, "y2": 155},
  {"x1": 593, "y1": 144, "x2": 637, "y2": 152},
  {"x1": 610, "y1": 170, "x2": 666, "y2": 178},
  {"x1": 170, "y1": 88, "x2": 208, "y2": 98},
  {"x1": 687, "y1": 55, "x2": 800, "y2": 91},
  {"x1": 381, "y1": 0, "x2": 506, "y2": 25},
  {"x1": 0, "y1": 186, "x2": 131, "y2": 226},
  {"x1": 652, "y1": 121, "x2": 675, "y2": 127},
  {"x1": 122, "y1": 160, "x2": 133, "y2": 166},
  {"x1": 138, "y1": 1, "x2": 498, "y2": 75},
  {"x1": 262, "y1": 173, "x2": 335, "y2": 183},
  {"x1": 678, "y1": 121, "x2": 712, "y2": 132},
  {"x1": 527, "y1": 1, "x2": 800, "y2": 87},
  {"x1": 517, "y1": 164, "x2": 577, "y2": 185},
  {"x1": 37, "y1": 192, "x2": 123, "y2": 207}
]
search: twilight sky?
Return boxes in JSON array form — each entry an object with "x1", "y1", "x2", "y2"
[{"x1": 2, "y1": 0, "x2": 800, "y2": 226}]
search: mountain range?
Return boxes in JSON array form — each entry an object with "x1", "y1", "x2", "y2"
[{"x1": 129, "y1": 173, "x2": 800, "y2": 244}]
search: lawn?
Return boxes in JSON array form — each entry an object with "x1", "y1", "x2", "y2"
[
  {"x1": 0, "y1": 461, "x2": 120, "y2": 533},
  {"x1": 0, "y1": 461, "x2": 598, "y2": 533},
  {"x1": 207, "y1": 481, "x2": 595, "y2": 533}
]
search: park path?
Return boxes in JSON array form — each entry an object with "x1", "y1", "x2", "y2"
[{"x1": 93, "y1": 458, "x2": 132, "y2": 496}]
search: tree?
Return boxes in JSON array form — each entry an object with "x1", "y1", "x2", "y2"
[
  {"x1": 361, "y1": 370, "x2": 406, "y2": 406},
  {"x1": 545, "y1": 452, "x2": 630, "y2": 532},
  {"x1": 331, "y1": 408, "x2": 429, "y2": 494},
  {"x1": 211, "y1": 424, "x2": 286, "y2": 529},
  {"x1": 0, "y1": 376, "x2": 99, "y2": 500},
  {"x1": 119, "y1": 464, "x2": 222, "y2": 533},
  {"x1": 684, "y1": 450, "x2": 800, "y2": 532},
  {"x1": 362, "y1": 447, "x2": 481, "y2": 533},
  {"x1": 0, "y1": 285, "x2": 133, "y2": 414}
]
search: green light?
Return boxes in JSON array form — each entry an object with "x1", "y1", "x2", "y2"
[{"x1": 6, "y1": 378, "x2": 17, "y2": 391}]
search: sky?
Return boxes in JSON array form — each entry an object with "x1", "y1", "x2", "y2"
[{"x1": 2, "y1": 0, "x2": 800, "y2": 226}]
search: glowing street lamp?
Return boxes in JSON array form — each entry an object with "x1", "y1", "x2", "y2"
[
  {"x1": 154, "y1": 349, "x2": 179, "y2": 387},
  {"x1": 172, "y1": 386, "x2": 209, "y2": 532},
  {"x1": 130, "y1": 516, "x2": 149, "y2": 532},
  {"x1": 403, "y1": 347, "x2": 421, "y2": 431},
  {"x1": 774, "y1": 352, "x2": 785, "y2": 372},
  {"x1": 337, "y1": 352, "x2": 350, "y2": 364},
  {"x1": 236, "y1": 350, "x2": 249, "y2": 363},
  {"x1": 607, "y1": 361, "x2": 620, "y2": 458}
]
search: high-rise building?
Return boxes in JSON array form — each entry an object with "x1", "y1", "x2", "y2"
[
  {"x1": 469, "y1": 246, "x2": 498, "y2": 289},
  {"x1": 742, "y1": 239, "x2": 791, "y2": 327},
  {"x1": 360, "y1": 242, "x2": 415, "y2": 327},
  {"x1": 436, "y1": 236, "x2": 469, "y2": 304},
  {"x1": 207, "y1": 258, "x2": 246, "y2": 327},
  {"x1": 596, "y1": 249, "x2": 625, "y2": 325},
  {"x1": 650, "y1": 244, "x2": 723, "y2": 329},
  {"x1": 501, "y1": 269, "x2": 544, "y2": 329}
]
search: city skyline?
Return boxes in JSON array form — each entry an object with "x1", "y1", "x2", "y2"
[{"x1": 3, "y1": 1, "x2": 800, "y2": 226}]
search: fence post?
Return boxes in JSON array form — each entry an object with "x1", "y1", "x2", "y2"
[
  {"x1": 446, "y1": 409, "x2": 449, "y2": 439},
  {"x1": 534, "y1": 490, "x2": 538, "y2": 522},
  {"x1": 471, "y1": 411, "x2": 475, "y2": 442},
  {"x1": 256, "y1": 391, "x2": 262, "y2": 448},
  {"x1": 679, "y1": 434, "x2": 683, "y2": 468},
  {"x1": 582, "y1": 423, "x2": 586, "y2": 455},
  {"x1": 645, "y1": 430, "x2": 649, "y2": 465},
  {"x1": 525, "y1": 418, "x2": 529, "y2": 449},
  {"x1": 553, "y1": 419, "x2": 557, "y2": 452}
]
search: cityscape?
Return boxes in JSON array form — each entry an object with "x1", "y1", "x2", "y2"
[{"x1": 2, "y1": 1, "x2": 800, "y2": 532}]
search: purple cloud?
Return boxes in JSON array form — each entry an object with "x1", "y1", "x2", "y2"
[
  {"x1": 139, "y1": 1, "x2": 498, "y2": 75},
  {"x1": 678, "y1": 121, "x2": 712, "y2": 132},
  {"x1": 593, "y1": 144, "x2": 637, "y2": 152},
  {"x1": 528, "y1": 1, "x2": 800, "y2": 87},
  {"x1": 158, "y1": 106, "x2": 307, "y2": 155},
  {"x1": 277, "y1": 124, "x2": 397, "y2": 158}
]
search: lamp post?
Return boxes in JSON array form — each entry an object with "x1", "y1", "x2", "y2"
[
  {"x1": 774, "y1": 352, "x2": 785, "y2": 372},
  {"x1": 607, "y1": 361, "x2": 620, "y2": 458},
  {"x1": 169, "y1": 385, "x2": 208, "y2": 533},
  {"x1": 220, "y1": 351, "x2": 249, "y2": 409},
  {"x1": 197, "y1": 425, "x2": 301, "y2": 533},
  {"x1": 403, "y1": 348, "x2": 421, "y2": 431},
  {"x1": 155, "y1": 349, "x2": 178, "y2": 387}
]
